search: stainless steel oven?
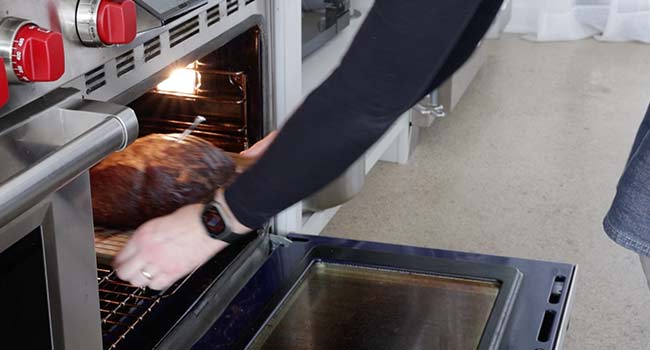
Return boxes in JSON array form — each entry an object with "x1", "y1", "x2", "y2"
[
  {"x1": 0, "y1": 1, "x2": 577, "y2": 349},
  {"x1": 0, "y1": 1, "x2": 275, "y2": 349},
  {"x1": 0, "y1": 90, "x2": 138, "y2": 349}
]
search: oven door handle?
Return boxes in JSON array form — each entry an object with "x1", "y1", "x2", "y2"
[{"x1": 0, "y1": 100, "x2": 138, "y2": 227}]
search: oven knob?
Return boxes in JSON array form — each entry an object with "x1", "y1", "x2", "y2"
[
  {"x1": 0, "y1": 59, "x2": 8, "y2": 108},
  {"x1": 0, "y1": 18, "x2": 65, "y2": 83},
  {"x1": 76, "y1": 0, "x2": 137, "y2": 46}
]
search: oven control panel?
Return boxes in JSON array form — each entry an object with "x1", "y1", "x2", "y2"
[
  {"x1": 76, "y1": 0, "x2": 138, "y2": 46},
  {"x1": 0, "y1": 17, "x2": 65, "y2": 83}
]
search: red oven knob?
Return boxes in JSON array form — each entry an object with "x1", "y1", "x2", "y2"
[
  {"x1": 77, "y1": 0, "x2": 137, "y2": 46},
  {"x1": 12, "y1": 25, "x2": 65, "y2": 82},
  {"x1": 0, "y1": 18, "x2": 65, "y2": 83},
  {"x1": 0, "y1": 59, "x2": 8, "y2": 107}
]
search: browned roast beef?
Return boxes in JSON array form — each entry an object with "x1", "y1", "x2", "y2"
[{"x1": 90, "y1": 133, "x2": 235, "y2": 229}]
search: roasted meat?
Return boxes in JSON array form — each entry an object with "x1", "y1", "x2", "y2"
[{"x1": 90, "y1": 133, "x2": 235, "y2": 229}]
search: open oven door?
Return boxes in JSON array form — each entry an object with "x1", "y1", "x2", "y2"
[{"x1": 192, "y1": 234, "x2": 577, "y2": 350}]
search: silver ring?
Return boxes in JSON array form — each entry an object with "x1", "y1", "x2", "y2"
[{"x1": 140, "y1": 270, "x2": 153, "y2": 280}]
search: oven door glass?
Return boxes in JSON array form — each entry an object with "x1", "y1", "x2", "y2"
[
  {"x1": 249, "y1": 262, "x2": 500, "y2": 350},
  {"x1": 233, "y1": 245, "x2": 522, "y2": 350},
  {"x1": 0, "y1": 227, "x2": 52, "y2": 349}
]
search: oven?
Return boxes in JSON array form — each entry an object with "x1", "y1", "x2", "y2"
[
  {"x1": 0, "y1": 1, "x2": 576, "y2": 349},
  {"x1": 0, "y1": 1, "x2": 276, "y2": 349},
  {"x1": 0, "y1": 94, "x2": 138, "y2": 349}
]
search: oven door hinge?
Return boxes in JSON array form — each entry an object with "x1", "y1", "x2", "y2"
[{"x1": 269, "y1": 233, "x2": 293, "y2": 249}]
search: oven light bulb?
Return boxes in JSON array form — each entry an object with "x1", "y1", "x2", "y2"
[{"x1": 156, "y1": 68, "x2": 201, "y2": 95}]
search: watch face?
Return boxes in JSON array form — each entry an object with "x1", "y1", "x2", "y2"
[{"x1": 203, "y1": 205, "x2": 226, "y2": 235}]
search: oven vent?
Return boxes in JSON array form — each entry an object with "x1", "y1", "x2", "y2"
[
  {"x1": 207, "y1": 4, "x2": 221, "y2": 26},
  {"x1": 169, "y1": 16, "x2": 200, "y2": 48},
  {"x1": 245, "y1": 0, "x2": 255, "y2": 4},
  {"x1": 115, "y1": 50, "x2": 135, "y2": 77},
  {"x1": 144, "y1": 37, "x2": 161, "y2": 62},
  {"x1": 226, "y1": 0, "x2": 239, "y2": 15},
  {"x1": 84, "y1": 65, "x2": 106, "y2": 94}
]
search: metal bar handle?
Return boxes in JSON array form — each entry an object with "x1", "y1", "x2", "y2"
[{"x1": 0, "y1": 101, "x2": 138, "y2": 227}]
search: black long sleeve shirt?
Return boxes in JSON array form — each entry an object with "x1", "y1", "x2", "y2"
[{"x1": 225, "y1": 0, "x2": 503, "y2": 229}]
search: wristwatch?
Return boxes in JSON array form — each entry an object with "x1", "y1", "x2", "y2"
[{"x1": 201, "y1": 200, "x2": 248, "y2": 244}]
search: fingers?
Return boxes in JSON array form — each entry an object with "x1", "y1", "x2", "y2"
[
  {"x1": 239, "y1": 130, "x2": 279, "y2": 158},
  {"x1": 113, "y1": 240, "x2": 138, "y2": 266},
  {"x1": 129, "y1": 271, "x2": 152, "y2": 289},
  {"x1": 118, "y1": 261, "x2": 162, "y2": 288},
  {"x1": 148, "y1": 275, "x2": 175, "y2": 291},
  {"x1": 114, "y1": 255, "x2": 146, "y2": 284},
  {"x1": 114, "y1": 221, "x2": 153, "y2": 266},
  {"x1": 110, "y1": 207, "x2": 226, "y2": 290}
]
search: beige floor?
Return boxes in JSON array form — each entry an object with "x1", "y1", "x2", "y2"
[{"x1": 321, "y1": 35, "x2": 650, "y2": 349}]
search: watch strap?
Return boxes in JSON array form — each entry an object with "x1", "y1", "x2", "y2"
[{"x1": 202, "y1": 200, "x2": 247, "y2": 244}]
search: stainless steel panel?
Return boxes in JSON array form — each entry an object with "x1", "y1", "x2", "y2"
[
  {"x1": 438, "y1": 41, "x2": 487, "y2": 113},
  {"x1": 303, "y1": 156, "x2": 365, "y2": 211},
  {"x1": 409, "y1": 118, "x2": 421, "y2": 159},
  {"x1": 0, "y1": 0, "x2": 272, "y2": 116},
  {"x1": 0, "y1": 174, "x2": 103, "y2": 350},
  {"x1": 0, "y1": 1, "x2": 276, "y2": 348},
  {"x1": 485, "y1": 0, "x2": 512, "y2": 39},
  {"x1": 0, "y1": 88, "x2": 137, "y2": 349},
  {"x1": 0, "y1": 91, "x2": 137, "y2": 228}
]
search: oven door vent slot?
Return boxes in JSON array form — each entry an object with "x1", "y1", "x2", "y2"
[
  {"x1": 245, "y1": 0, "x2": 255, "y2": 4},
  {"x1": 169, "y1": 16, "x2": 200, "y2": 48},
  {"x1": 207, "y1": 4, "x2": 221, "y2": 26},
  {"x1": 144, "y1": 37, "x2": 162, "y2": 62},
  {"x1": 116, "y1": 50, "x2": 135, "y2": 77},
  {"x1": 85, "y1": 65, "x2": 106, "y2": 94},
  {"x1": 226, "y1": 0, "x2": 239, "y2": 15},
  {"x1": 548, "y1": 275, "x2": 566, "y2": 304}
]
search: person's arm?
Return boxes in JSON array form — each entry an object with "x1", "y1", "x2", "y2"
[
  {"x1": 114, "y1": 0, "x2": 503, "y2": 290},
  {"x1": 225, "y1": 0, "x2": 504, "y2": 229}
]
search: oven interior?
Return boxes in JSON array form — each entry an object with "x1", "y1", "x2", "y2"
[
  {"x1": 131, "y1": 26, "x2": 264, "y2": 153},
  {"x1": 92, "y1": 26, "x2": 266, "y2": 350}
]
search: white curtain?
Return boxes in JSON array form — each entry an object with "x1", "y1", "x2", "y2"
[{"x1": 504, "y1": 0, "x2": 650, "y2": 43}]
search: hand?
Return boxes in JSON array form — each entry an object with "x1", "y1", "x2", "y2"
[
  {"x1": 239, "y1": 130, "x2": 278, "y2": 159},
  {"x1": 113, "y1": 204, "x2": 227, "y2": 290}
]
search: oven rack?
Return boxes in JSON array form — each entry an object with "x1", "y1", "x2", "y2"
[
  {"x1": 132, "y1": 69, "x2": 250, "y2": 152},
  {"x1": 138, "y1": 121, "x2": 249, "y2": 152},
  {"x1": 98, "y1": 267, "x2": 165, "y2": 350},
  {"x1": 95, "y1": 227, "x2": 133, "y2": 264},
  {"x1": 95, "y1": 229, "x2": 194, "y2": 350}
]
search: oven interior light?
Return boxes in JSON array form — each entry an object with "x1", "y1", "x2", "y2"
[{"x1": 156, "y1": 66, "x2": 201, "y2": 95}]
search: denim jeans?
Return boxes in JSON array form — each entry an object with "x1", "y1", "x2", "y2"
[{"x1": 604, "y1": 104, "x2": 650, "y2": 258}]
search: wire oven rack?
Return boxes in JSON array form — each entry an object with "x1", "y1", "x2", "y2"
[
  {"x1": 133, "y1": 70, "x2": 250, "y2": 152},
  {"x1": 98, "y1": 267, "x2": 165, "y2": 350},
  {"x1": 95, "y1": 228, "x2": 193, "y2": 350}
]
